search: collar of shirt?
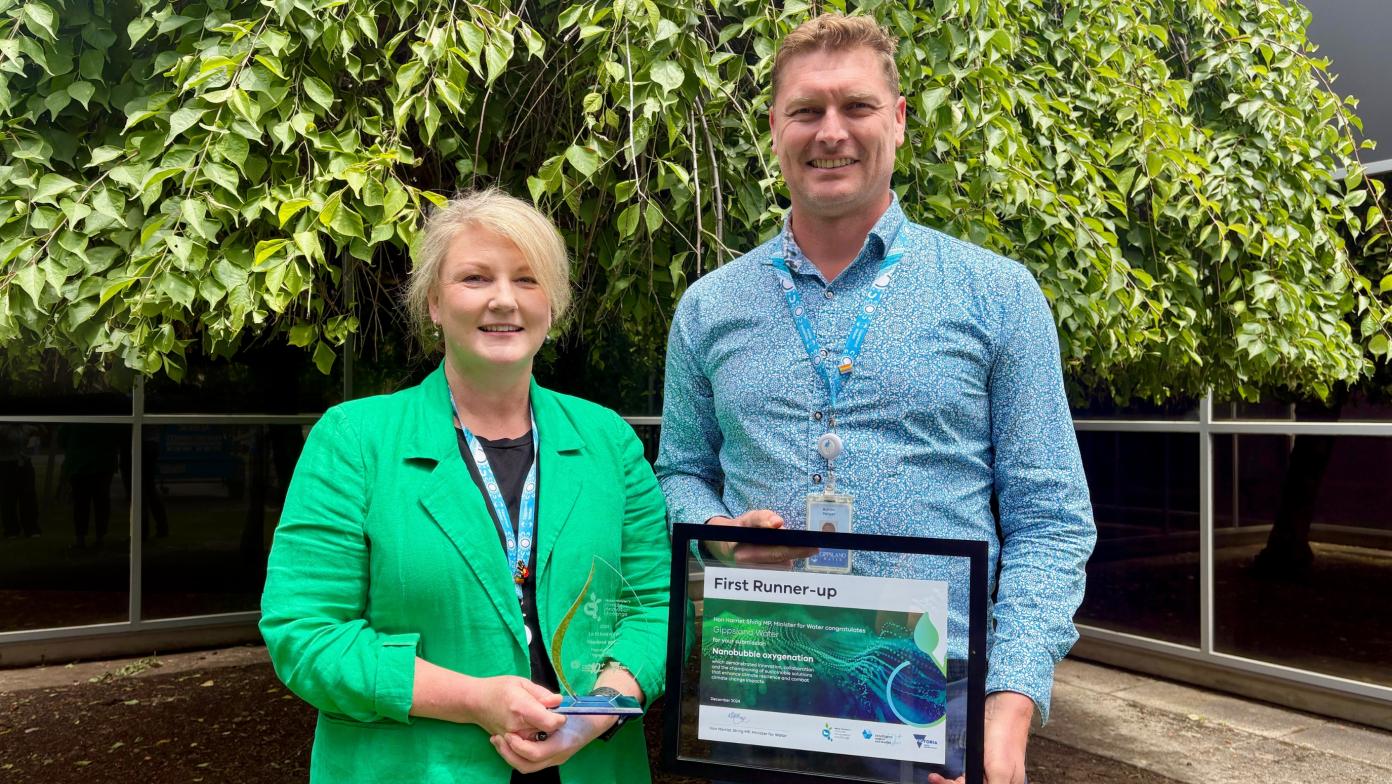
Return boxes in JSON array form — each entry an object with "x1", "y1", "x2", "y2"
[{"x1": 766, "y1": 192, "x2": 908, "y2": 280}]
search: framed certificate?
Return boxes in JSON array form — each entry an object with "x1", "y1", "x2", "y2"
[{"x1": 662, "y1": 523, "x2": 988, "y2": 784}]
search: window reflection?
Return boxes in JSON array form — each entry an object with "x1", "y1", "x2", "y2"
[
  {"x1": 144, "y1": 342, "x2": 341, "y2": 414},
  {"x1": 140, "y1": 424, "x2": 305, "y2": 619},
  {"x1": 0, "y1": 423, "x2": 129, "y2": 632},
  {"x1": 1069, "y1": 396, "x2": 1200, "y2": 421},
  {"x1": 1074, "y1": 432, "x2": 1200, "y2": 646},
  {"x1": 1217, "y1": 392, "x2": 1392, "y2": 422},
  {"x1": 1213, "y1": 435, "x2": 1392, "y2": 686}
]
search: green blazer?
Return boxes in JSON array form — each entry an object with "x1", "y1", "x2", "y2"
[{"x1": 260, "y1": 366, "x2": 670, "y2": 783}]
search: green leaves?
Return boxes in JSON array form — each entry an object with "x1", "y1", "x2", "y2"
[
  {"x1": 202, "y1": 163, "x2": 240, "y2": 196},
  {"x1": 648, "y1": 60, "x2": 684, "y2": 94},
  {"x1": 278, "y1": 198, "x2": 314, "y2": 227},
  {"x1": 0, "y1": 0, "x2": 1386, "y2": 405},
  {"x1": 303, "y1": 76, "x2": 335, "y2": 112},
  {"x1": 33, "y1": 174, "x2": 78, "y2": 203},
  {"x1": 67, "y1": 81, "x2": 96, "y2": 109},
  {"x1": 565, "y1": 144, "x2": 600, "y2": 177},
  {"x1": 167, "y1": 107, "x2": 206, "y2": 142},
  {"x1": 22, "y1": 3, "x2": 58, "y2": 41}
]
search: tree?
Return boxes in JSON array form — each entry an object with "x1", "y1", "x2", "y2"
[{"x1": 1, "y1": 0, "x2": 1388, "y2": 404}]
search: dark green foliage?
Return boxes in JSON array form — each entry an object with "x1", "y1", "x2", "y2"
[{"x1": 0, "y1": 0, "x2": 1387, "y2": 401}]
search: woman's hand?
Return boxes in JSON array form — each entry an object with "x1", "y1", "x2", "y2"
[
  {"x1": 464, "y1": 675, "x2": 567, "y2": 737},
  {"x1": 489, "y1": 661, "x2": 645, "y2": 773},
  {"x1": 491, "y1": 713, "x2": 615, "y2": 774},
  {"x1": 410, "y1": 659, "x2": 565, "y2": 737}
]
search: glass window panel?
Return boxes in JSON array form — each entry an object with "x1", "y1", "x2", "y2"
[
  {"x1": 1074, "y1": 432, "x2": 1200, "y2": 647},
  {"x1": 0, "y1": 422, "x2": 130, "y2": 631},
  {"x1": 1216, "y1": 390, "x2": 1392, "y2": 421},
  {"x1": 144, "y1": 343, "x2": 341, "y2": 414},
  {"x1": 1069, "y1": 395, "x2": 1199, "y2": 421},
  {"x1": 1213, "y1": 435, "x2": 1392, "y2": 687},
  {"x1": 0, "y1": 352, "x2": 132, "y2": 416},
  {"x1": 140, "y1": 424, "x2": 306, "y2": 619}
]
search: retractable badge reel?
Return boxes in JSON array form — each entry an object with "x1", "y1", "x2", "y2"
[{"x1": 806, "y1": 427, "x2": 853, "y2": 573}]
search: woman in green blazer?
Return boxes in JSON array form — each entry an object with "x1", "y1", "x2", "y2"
[{"x1": 260, "y1": 190, "x2": 670, "y2": 783}]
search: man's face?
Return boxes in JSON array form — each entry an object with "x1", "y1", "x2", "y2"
[{"x1": 770, "y1": 46, "x2": 906, "y2": 222}]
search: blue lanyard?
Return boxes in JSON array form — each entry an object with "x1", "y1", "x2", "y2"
[
  {"x1": 771, "y1": 235, "x2": 906, "y2": 410},
  {"x1": 447, "y1": 388, "x2": 538, "y2": 602}
]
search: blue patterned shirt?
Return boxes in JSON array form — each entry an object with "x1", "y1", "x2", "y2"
[{"x1": 656, "y1": 197, "x2": 1095, "y2": 721}]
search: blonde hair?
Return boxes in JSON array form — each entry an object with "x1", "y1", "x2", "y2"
[
  {"x1": 406, "y1": 189, "x2": 572, "y2": 349},
  {"x1": 772, "y1": 13, "x2": 900, "y2": 99}
]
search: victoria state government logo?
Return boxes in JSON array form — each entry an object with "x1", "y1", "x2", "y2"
[{"x1": 913, "y1": 734, "x2": 929, "y2": 748}]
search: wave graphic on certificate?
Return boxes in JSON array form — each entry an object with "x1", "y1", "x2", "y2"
[{"x1": 698, "y1": 566, "x2": 950, "y2": 764}]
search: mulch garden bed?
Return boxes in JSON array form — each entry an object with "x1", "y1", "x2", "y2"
[{"x1": 0, "y1": 659, "x2": 1177, "y2": 783}]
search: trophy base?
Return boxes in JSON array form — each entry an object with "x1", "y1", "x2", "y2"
[{"x1": 554, "y1": 694, "x2": 643, "y2": 715}]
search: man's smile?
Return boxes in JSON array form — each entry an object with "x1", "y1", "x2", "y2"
[{"x1": 808, "y1": 157, "x2": 857, "y2": 169}]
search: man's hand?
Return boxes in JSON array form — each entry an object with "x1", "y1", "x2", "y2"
[
  {"x1": 706, "y1": 510, "x2": 818, "y2": 568},
  {"x1": 928, "y1": 691, "x2": 1033, "y2": 784}
]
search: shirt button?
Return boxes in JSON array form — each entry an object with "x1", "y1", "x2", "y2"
[
  {"x1": 812, "y1": 411, "x2": 823, "y2": 421},
  {"x1": 823, "y1": 290, "x2": 834, "y2": 300},
  {"x1": 812, "y1": 473, "x2": 823, "y2": 484}
]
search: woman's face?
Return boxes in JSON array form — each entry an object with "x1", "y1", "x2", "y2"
[{"x1": 428, "y1": 225, "x2": 551, "y2": 377}]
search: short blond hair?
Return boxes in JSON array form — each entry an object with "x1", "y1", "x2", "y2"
[
  {"x1": 772, "y1": 13, "x2": 900, "y2": 99},
  {"x1": 406, "y1": 189, "x2": 571, "y2": 349}
]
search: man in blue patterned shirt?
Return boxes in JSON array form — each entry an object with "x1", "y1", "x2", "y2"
[{"x1": 656, "y1": 13, "x2": 1095, "y2": 784}]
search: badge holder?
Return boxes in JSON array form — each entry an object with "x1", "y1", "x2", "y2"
[{"x1": 806, "y1": 431, "x2": 853, "y2": 573}]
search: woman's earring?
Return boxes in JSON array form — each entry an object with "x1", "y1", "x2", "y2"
[{"x1": 432, "y1": 323, "x2": 441, "y2": 342}]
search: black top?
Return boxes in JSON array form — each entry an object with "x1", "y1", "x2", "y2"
[{"x1": 458, "y1": 429, "x2": 563, "y2": 784}]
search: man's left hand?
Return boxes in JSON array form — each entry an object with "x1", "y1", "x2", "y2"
[{"x1": 928, "y1": 691, "x2": 1034, "y2": 784}]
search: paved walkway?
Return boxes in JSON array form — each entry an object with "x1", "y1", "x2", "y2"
[
  {"x1": 5, "y1": 647, "x2": 1391, "y2": 781},
  {"x1": 1046, "y1": 659, "x2": 1392, "y2": 783}
]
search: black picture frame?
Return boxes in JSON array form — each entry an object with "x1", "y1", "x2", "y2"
[{"x1": 662, "y1": 522, "x2": 988, "y2": 784}]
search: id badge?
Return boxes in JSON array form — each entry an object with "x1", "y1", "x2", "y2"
[{"x1": 805, "y1": 492, "x2": 853, "y2": 573}]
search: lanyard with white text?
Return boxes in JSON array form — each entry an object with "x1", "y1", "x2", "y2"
[
  {"x1": 447, "y1": 387, "x2": 538, "y2": 603},
  {"x1": 770, "y1": 235, "x2": 906, "y2": 415}
]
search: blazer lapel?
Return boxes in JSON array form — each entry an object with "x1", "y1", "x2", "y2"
[
  {"x1": 533, "y1": 382, "x2": 586, "y2": 579},
  {"x1": 407, "y1": 366, "x2": 527, "y2": 651},
  {"x1": 418, "y1": 459, "x2": 527, "y2": 650}
]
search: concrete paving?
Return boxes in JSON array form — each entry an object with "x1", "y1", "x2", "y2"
[
  {"x1": 4, "y1": 647, "x2": 1391, "y2": 781},
  {"x1": 1047, "y1": 658, "x2": 1392, "y2": 783},
  {"x1": 0, "y1": 644, "x2": 270, "y2": 693}
]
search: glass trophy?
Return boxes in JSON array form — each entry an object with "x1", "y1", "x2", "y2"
[{"x1": 549, "y1": 555, "x2": 645, "y2": 715}]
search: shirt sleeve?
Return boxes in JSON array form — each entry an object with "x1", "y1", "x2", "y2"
[
  {"x1": 985, "y1": 268, "x2": 1097, "y2": 724},
  {"x1": 655, "y1": 295, "x2": 732, "y2": 526},
  {"x1": 259, "y1": 406, "x2": 419, "y2": 724}
]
